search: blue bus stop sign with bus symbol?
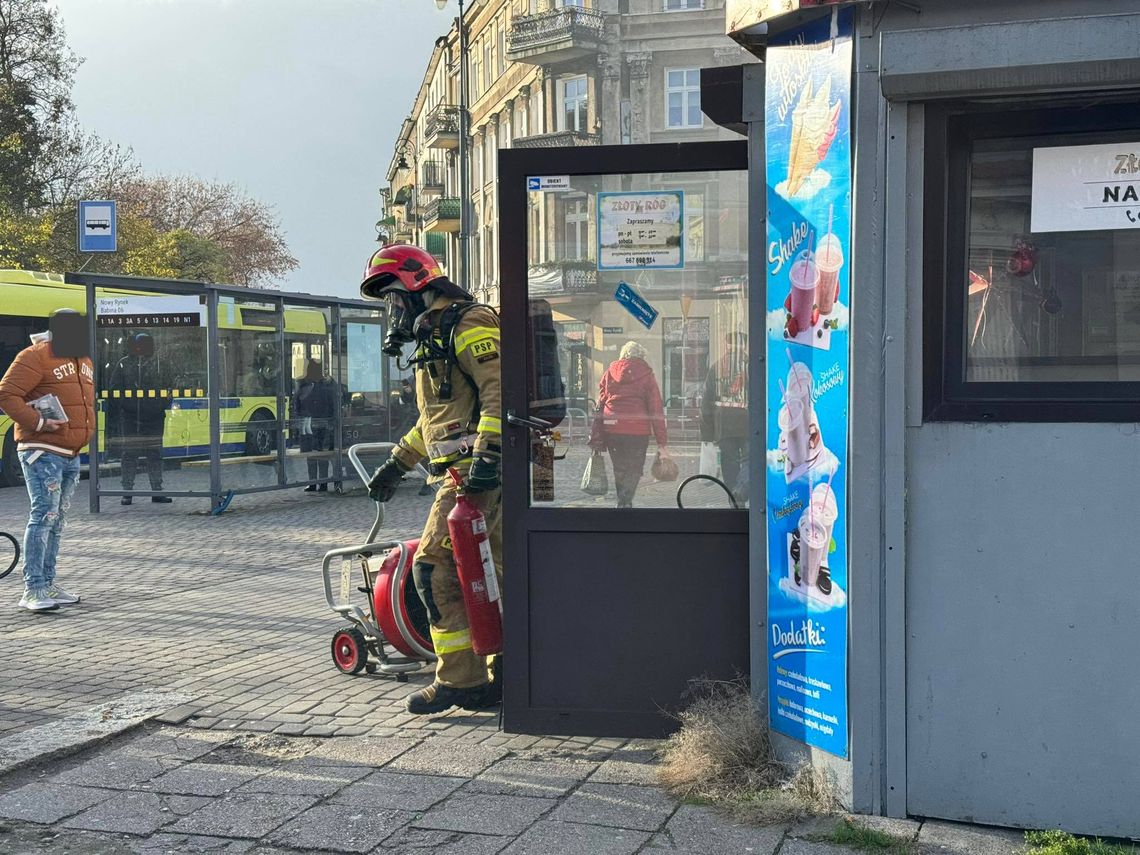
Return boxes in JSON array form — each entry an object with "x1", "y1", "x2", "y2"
[{"x1": 78, "y1": 200, "x2": 117, "y2": 252}]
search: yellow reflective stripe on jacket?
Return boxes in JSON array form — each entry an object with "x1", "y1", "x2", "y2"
[
  {"x1": 401, "y1": 425, "x2": 427, "y2": 456},
  {"x1": 430, "y1": 626, "x2": 473, "y2": 655},
  {"x1": 478, "y1": 415, "x2": 502, "y2": 435},
  {"x1": 453, "y1": 326, "x2": 500, "y2": 356}
]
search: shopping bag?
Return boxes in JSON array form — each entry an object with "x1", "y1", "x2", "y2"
[
  {"x1": 699, "y1": 441, "x2": 718, "y2": 477},
  {"x1": 580, "y1": 451, "x2": 609, "y2": 496},
  {"x1": 651, "y1": 452, "x2": 679, "y2": 482}
]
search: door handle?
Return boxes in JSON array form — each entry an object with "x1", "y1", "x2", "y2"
[{"x1": 506, "y1": 410, "x2": 553, "y2": 432}]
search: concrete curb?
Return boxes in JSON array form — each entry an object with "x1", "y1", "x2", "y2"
[{"x1": 0, "y1": 691, "x2": 194, "y2": 777}]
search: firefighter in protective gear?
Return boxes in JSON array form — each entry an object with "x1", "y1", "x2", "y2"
[{"x1": 361, "y1": 243, "x2": 503, "y2": 715}]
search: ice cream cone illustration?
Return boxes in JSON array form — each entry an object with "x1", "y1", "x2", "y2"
[{"x1": 786, "y1": 77, "x2": 841, "y2": 197}]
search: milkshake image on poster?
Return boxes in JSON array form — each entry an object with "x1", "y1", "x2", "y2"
[
  {"x1": 783, "y1": 248, "x2": 834, "y2": 351},
  {"x1": 797, "y1": 512, "x2": 828, "y2": 588},
  {"x1": 779, "y1": 477, "x2": 846, "y2": 611},
  {"x1": 815, "y1": 233, "x2": 843, "y2": 315},
  {"x1": 776, "y1": 362, "x2": 834, "y2": 483},
  {"x1": 779, "y1": 398, "x2": 810, "y2": 469}
]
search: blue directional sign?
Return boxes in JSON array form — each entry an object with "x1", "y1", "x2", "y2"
[
  {"x1": 613, "y1": 282, "x2": 658, "y2": 330},
  {"x1": 78, "y1": 200, "x2": 117, "y2": 253}
]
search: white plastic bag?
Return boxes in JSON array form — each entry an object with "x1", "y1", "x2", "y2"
[{"x1": 699, "y1": 442, "x2": 719, "y2": 477}]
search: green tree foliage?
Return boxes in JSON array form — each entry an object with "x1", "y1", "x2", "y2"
[{"x1": 0, "y1": 0, "x2": 297, "y2": 286}]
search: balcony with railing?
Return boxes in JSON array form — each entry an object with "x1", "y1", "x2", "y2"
[
  {"x1": 420, "y1": 162, "x2": 445, "y2": 195},
  {"x1": 513, "y1": 129, "x2": 602, "y2": 148},
  {"x1": 425, "y1": 105, "x2": 461, "y2": 149},
  {"x1": 527, "y1": 261, "x2": 598, "y2": 297},
  {"x1": 424, "y1": 197, "x2": 461, "y2": 233},
  {"x1": 507, "y1": 6, "x2": 604, "y2": 65}
]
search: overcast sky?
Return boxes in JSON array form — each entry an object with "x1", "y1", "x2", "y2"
[{"x1": 54, "y1": 0, "x2": 446, "y2": 299}]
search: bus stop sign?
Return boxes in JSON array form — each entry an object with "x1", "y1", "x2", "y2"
[{"x1": 78, "y1": 200, "x2": 117, "y2": 252}]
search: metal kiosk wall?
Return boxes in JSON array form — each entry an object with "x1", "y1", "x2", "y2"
[{"x1": 498, "y1": 141, "x2": 754, "y2": 737}]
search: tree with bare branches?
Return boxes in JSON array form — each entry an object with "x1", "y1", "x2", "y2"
[{"x1": 0, "y1": 0, "x2": 298, "y2": 288}]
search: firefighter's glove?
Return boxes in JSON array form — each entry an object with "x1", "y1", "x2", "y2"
[
  {"x1": 465, "y1": 456, "x2": 500, "y2": 494},
  {"x1": 368, "y1": 457, "x2": 409, "y2": 503}
]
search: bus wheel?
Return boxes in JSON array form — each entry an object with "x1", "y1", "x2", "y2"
[
  {"x1": 1, "y1": 428, "x2": 23, "y2": 489},
  {"x1": 245, "y1": 410, "x2": 277, "y2": 457}
]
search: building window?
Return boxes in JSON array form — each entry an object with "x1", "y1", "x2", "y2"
[
  {"x1": 564, "y1": 197, "x2": 589, "y2": 260},
  {"x1": 471, "y1": 54, "x2": 481, "y2": 101},
  {"x1": 497, "y1": 23, "x2": 506, "y2": 76},
  {"x1": 560, "y1": 0, "x2": 587, "y2": 6},
  {"x1": 472, "y1": 136, "x2": 482, "y2": 188},
  {"x1": 664, "y1": 0, "x2": 702, "y2": 9},
  {"x1": 485, "y1": 41, "x2": 493, "y2": 91},
  {"x1": 472, "y1": 211, "x2": 482, "y2": 286},
  {"x1": 666, "y1": 68, "x2": 702, "y2": 129},
  {"x1": 924, "y1": 98, "x2": 1140, "y2": 422},
  {"x1": 560, "y1": 76, "x2": 588, "y2": 133}
]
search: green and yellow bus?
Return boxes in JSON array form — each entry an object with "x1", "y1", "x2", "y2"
[{"x1": 0, "y1": 270, "x2": 334, "y2": 487}]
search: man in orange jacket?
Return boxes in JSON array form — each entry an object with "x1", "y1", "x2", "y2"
[{"x1": 0, "y1": 310, "x2": 96, "y2": 612}]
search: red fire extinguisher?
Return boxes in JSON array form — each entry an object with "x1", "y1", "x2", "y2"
[{"x1": 446, "y1": 468, "x2": 503, "y2": 656}]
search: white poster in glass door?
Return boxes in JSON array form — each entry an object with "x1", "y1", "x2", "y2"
[
  {"x1": 1031, "y1": 142, "x2": 1140, "y2": 233},
  {"x1": 597, "y1": 191, "x2": 685, "y2": 270}
]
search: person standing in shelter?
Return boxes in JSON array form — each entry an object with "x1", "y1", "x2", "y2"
[
  {"x1": 701, "y1": 332, "x2": 749, "y2": 501},
  {"x1": 293, "y1": 359, "x2": 337, "y2": 492},
  {"x1": 0, "y1": 309, "x2": 95, "y2": 612},
  {"x1": 107, "y1": 333, "x2": 172, "y2": 505},
  {"x1": 360, "y1": 243, "x2": 502, "y2": 715},
  {"x1": 590, "y1": 341, "x2": 670, "y2": 509}
]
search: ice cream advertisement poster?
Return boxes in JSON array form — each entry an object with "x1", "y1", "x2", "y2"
[{"x1": 765, "y1": 9, "x2": 852, "y2": 759}]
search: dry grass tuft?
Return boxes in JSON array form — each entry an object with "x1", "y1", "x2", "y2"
[{"x1": 657, "y1": 676, "x2": 837, "y2": 824}]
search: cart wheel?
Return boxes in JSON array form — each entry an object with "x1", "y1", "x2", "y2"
[
  {"x1": 331, "y1": 627, "x2": 367, "y2": 674},
  {"x1": 365, "y1": 662, "x2": 378, "y2": 674}
]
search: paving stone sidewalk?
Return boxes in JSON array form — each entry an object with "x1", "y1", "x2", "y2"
[
  {"x1": 0, "y1": 724, "x2": 1028, "y2": 854},
  {"x1": 0, "y1": 481, "x2": 1029, "y2": 853}
]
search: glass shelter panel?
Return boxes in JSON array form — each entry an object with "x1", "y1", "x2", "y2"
[
  {"x1": 338, "y1": 307, "x2": 396, "y2": 443},
  {"x1": 283, "y1": 303, "x2": 334, "y2": 487},
  {"x1": 94, "y1": 286, "x2": 212, "y2": 496},
  {"x1": 217, "y1": 296, "x2": 283, "y2": 491},
  {"x1": 526, "y1": 168, "x2": 749, "y2": 509}
]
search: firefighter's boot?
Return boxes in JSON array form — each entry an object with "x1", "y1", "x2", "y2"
[{"x1": 406, "y1": 681, "x2": 493, "y2": 715}]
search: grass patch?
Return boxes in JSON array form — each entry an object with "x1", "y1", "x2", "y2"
[
  {"x1": 657, "y1": 676, "x2": 836, "y2": 824},
  {"x1": 1025, "y1": 830, "x2": 1138, "y2": 855},
  {"x1": 824, "y1": 819, "x2": 915, "y2": 853}
]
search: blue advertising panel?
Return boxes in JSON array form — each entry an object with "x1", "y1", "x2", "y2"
[
  {"x1": 78, "y1": 200, "x2": 117, "y2": 252},
  {"x1": 764, "y1": 9, "x2": 853, "y2": 758}
]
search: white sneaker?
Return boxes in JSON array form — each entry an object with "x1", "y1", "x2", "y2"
[
  {"x1": 45, "y1": 585, "x2": 80, "y2": 605},
  {"x1": 18, "y1": 589, "x2": 59, "y2": 612}
]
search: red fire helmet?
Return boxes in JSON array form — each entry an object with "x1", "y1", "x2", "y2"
[{"x1": 360, "y1": 243, "x2": 446, "y2": 300}]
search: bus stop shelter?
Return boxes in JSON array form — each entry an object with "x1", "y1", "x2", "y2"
[{"x1": 67, "y1": 273, "x2": 405, "y2": 513}]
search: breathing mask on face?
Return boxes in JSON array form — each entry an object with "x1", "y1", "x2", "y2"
[{"x1": 382, "y1": 289, "x2": 430, "y2": 357}]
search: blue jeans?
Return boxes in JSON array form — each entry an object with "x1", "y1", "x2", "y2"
[{"x1": 20, "y1": 450, "x2": 81, "y2": 591}]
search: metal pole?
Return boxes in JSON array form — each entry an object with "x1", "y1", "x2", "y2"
[
  {"x1": 458, "y1": 0, "x2": 470, "y2": 292},
  {"x1": 86, "y1": 280, "x2": 100, "y2": 513},
  {"x1": 275, "y1": 296, "x2": 286, "y2": 486},
  {"x1": 331, "y1": 304, "x2": 344, "y2": 487},
  {"x1": 206, "y1": 290, "x2": 222, "y2": 511}
]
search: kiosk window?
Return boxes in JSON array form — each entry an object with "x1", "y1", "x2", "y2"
[{"x1": 925, "y1": 100, "x2": 1140, "y2": 421}]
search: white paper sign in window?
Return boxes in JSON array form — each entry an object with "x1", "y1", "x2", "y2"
[{"x1": 1031, "y1": 142, "x2": 1140, "y2": 233}]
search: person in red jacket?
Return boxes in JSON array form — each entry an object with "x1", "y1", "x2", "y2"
[
  {"x1": 589, "y1": 341, "x2": 670, "y2": 508},
  {"x1": 0, "y1": 310, "x2": 95, "y2": 612}
]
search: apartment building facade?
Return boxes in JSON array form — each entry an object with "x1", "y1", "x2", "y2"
[{"x1": 382, "y1": 0, "x2": 751, "y2": 307}]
